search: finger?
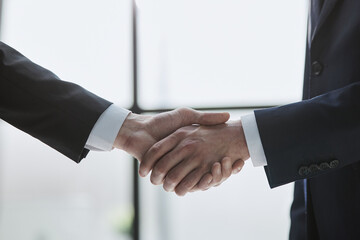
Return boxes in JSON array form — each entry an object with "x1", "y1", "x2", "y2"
[
  {"x1": 174, "y1": 167, "x2": 206, "y2": 196},
  {"x1": 211, "y1": 162, "x2": 224, "y2": 187},
  {"x1": 210, "y1": 162, "x2": 222, "y2": 185},
  {"x1": 162, "y1": 158, "x2": 199, "y2": 192},
  {"x1": 232, "y1": 159, "x2": 245, "y2": 174},
  {"x1": 150, "y1": 143, "x2": 195, "y2": 185},
  {"x1": 154, "y1": 108, "x2": 229, "y2": 136},
  {"x1": 194, "y1": 161, "x2": 224, "y2": 191},
  {"x1": 210, "y1": 158, "x2": 232, "y2": 188},
  {"x1": 139, "y1": 132, "x2": 182, "y2": 177},
  {"x1": 194, "y1": 173, "x2": 213, "y2": 191},
  {"x1": 196, "y1": 162, "x2": 222, "y2": 190},
  {"x1": 196, "y1": 111, "x2": 230, "y2": 126},
  {"x1": 174, "y1": 108, "x2": 230, "y2": 126},
  {"x1": 221, "y1": 157, "x2": 232, "y2": 180}
]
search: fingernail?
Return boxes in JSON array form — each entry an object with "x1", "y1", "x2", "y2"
[
  {"x1": 165, "y1": 187, "x2": 173, "y2": 192},
  {"x1": 233, "y1": 168, "x2": 241, "y2": 174},
  {"x1": 139, "y1": 170, "x2": 147, "y2": 177},
  {"x1": 169, "y1": 184, "x2": 176, "y2": 192}
]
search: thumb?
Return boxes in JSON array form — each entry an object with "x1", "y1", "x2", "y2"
[
  {"x1": 164, "y1": 108, "x2": 230, "y2": 130},
  {"x1": 197, "y1": 111, "x2": 230, "y2": 125}
]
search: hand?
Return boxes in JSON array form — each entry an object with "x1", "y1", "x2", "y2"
[
  {"x1": 190, "y1": 157, "x2": 245, "y2": 193},
  {"x1": 113, "y1": 108, "x2": 230, "y2": 162},
  {"x1": 139, "y1": 120, "x2": 250, "y2": 196}
]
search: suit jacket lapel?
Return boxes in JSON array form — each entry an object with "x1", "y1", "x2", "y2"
[{"x1": 311, "y1": 0, "x2": 339, "y2": 42}]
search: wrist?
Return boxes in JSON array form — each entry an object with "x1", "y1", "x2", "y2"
[
  {"x1": 239, "y1": 120, "x2": 250, "y2": 161},
  {"x1": 113, "y1": 113, "x2": 153, "y2": 160},
  {"x1": 113, "y1": 113, "x2": 140, "y2": 151},
  {"x1": 226, "y1": 120, "x2": 250, "y2": 161}
]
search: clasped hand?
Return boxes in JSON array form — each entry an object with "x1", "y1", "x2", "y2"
[{"x1": 114, "y1": 108, "x2": 250, "y2": 196}]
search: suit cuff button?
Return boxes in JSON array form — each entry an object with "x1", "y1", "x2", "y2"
[
  {"x1": 309, "y1": 164, "x2": 320, "y2": 173},
  {"x1": 319, "y1": 162, "x2": 330, "y2": 170},
  {"x1": 329, "y1": 160, "x2": 339, "y2": 168},
  {"x1": 299, "y1": 166, "x2": 310, "y2": 176},
  {"x1": 312, "y1": 61, "x2": 323, "y2": 76}
]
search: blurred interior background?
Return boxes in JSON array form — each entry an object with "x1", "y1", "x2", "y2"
[{"x1": 0, "y1": 0, "x2": 308, "y2": 239}]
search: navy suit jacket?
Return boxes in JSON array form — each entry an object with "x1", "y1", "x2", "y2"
[
  {"x1": 0, "y1": 42, "x2": 112, "y2": 162},
  {"x1": 255, "y1": 0, "x2": 360, "y2": 239}
]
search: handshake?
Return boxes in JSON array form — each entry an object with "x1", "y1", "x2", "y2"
[{"x1": 113, "y1": 108, "x2": 250, "y2": 196}]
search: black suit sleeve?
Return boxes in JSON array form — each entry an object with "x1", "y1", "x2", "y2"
[
  {"x1": 255, "y1": 82, "x2": 360, "y2": 188},
  {"x1": 0, "y1": 42, "x2": 112, "y2": 162}
]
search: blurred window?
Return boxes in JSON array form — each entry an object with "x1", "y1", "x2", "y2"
[
  {"x1": 137, "y1": 1, "x2": 307, "y2": 240},
  {"x1": 137, "y1": 0, "x2": 307, "y2": 109},
  {"x1": 0, "y1": 1, "x2": 133, "y2": 240}
]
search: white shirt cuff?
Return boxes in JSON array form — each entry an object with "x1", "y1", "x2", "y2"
[
  {"x1": 85, "y1": 104, "x2": 131, "y2": 151},
  {"x1": 241, "y1": 112, "x2": 268, "y2": 167}
]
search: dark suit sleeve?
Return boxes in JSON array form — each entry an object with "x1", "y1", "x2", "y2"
[
  {"x1": 255, "y1": 82, "x2": 360, "y2": 188},
  {"x1": 0, "y1": 41, "x2": 112, "y2": 162}
]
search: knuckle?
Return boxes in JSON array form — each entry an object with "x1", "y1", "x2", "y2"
[
  {"x1": 177, "y1": 107, "x2": 191, "y2": 115},
  {"x1": 152, "y1": 164, "x2": 166, "y2": 178},
  {"x1": 166, "y1": 175, "x2": 177, "y2": 185},
  {"x1": 177, "y1": 107, "x2": 197, "y2": 123},
  {"x1": 182, "y1": 141, "x2": 197, "y2": 153},
  {"x1": 181, "y1": 179, "x2": 193, "y2": 190},
  {"x1": 182, "y1": 144, "x2": 194, "y2": 153},
  {"x1": 174, "y1": 128, "x2": 187, "y2": 138},
  {"x1": 172, "y1": 131, "x2": 182, "y2": 140},
  {"x1": 173, "y1": 126, "x2": 194, "y2": 139},
  {"x1": 222, "y1": 158, "x2": 230, "y2": 166},
  {"x1": 142, "y1": 152, "x2": 156, "y2": 166},
  {"x1": 199, "y1": 162, "x2": 209, "y2": 170},
  {"x1": 166, "y1": 171, "x2": 179, "y2": 185},
  {"x1": 149, "y1": 144, "x2": 161, "y2": 156}
]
